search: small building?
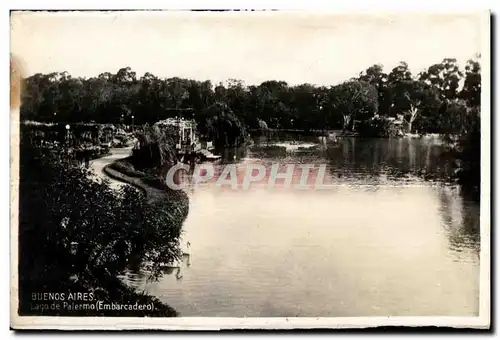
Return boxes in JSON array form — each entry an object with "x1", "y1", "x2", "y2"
[
  {"x1": 154, "y1": 117, "x2": 200, "y2": 154},
  {"x1": 99, "y1": 124, "x2": 116, "y2": 145}
]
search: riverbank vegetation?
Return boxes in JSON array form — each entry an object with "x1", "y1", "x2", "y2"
[
  {"x1": 18, "y1": 127, "x2": 188, "y2": 316},
  {"x1": 20, "y1": 57, "x2": 480, "y2": 133},
  {"x1": 20, "y1": 56, "x2": 481, "y2": 191},
  {"x1": 110, "y1": 123, "x2": 190, "y2": 218}
]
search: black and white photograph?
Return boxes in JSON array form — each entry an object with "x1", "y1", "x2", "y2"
[{"x1": 9, "y1": 10, "x2": 490, "y2": 330}]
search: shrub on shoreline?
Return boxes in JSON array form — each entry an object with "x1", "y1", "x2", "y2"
[
  {"x1": 107, "y1": 156, "x2": 190, "y2": 224},
  {"x1": 356, "y1": 117, "x2": 398, "y2": 138},
  {"x1": 109, "y1": 157, "x2": 147, "y2": 178}
]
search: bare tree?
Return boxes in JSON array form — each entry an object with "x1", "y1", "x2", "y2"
[{"x1": 403, "y1": 91, "x2": 421, "y2": 133}]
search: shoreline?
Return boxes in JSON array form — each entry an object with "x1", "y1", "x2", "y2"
[
  {"x1": 103, "y1": 157, "x2": 190, "y2": 218},
  {"x1": 250, "y1": 129, "x2": 446, "y2": 139},
  {"x1": 91, "y1": 148, "x2": 190, "y2": 317}
]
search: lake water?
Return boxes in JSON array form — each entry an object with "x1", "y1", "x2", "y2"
[{"x1": 122, "y1": 136, "x2": 480, "y2": 317}]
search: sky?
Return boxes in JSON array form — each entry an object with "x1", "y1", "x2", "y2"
[{"x1": 10, "y1": 11, "x2": 484, "y2": 86}]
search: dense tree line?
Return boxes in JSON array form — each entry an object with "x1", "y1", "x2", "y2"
[
  {"x1": 20, "y1": 57, "x2": 481, "y2": 194},
  {"x1": 21, "y1": 57, "x2": 480, "y2": 136}
]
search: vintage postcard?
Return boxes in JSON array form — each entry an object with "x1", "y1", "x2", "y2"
[{"x1": 10, "y1": 10, "x2": 490, "y2": 330}]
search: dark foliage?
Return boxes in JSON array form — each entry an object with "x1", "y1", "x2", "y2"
[
  {"x1": 133, "y1": 124, "x2": 179, "y2": 169},
  {"x1": 197, "y1": 102, "x2": 247, "y2": 148},
  {"x1": 18, "y1": 131, "x2": 188, "y2": 316},
  {"x1": 356, "y1": 117, "x2": 398, "y2": 138},
  {"x1": 21, "y1": 58, "x2": 479, "y2": 136},
  {"x1": 452, "y1": 107, "x2": 481, "y2": 199}
]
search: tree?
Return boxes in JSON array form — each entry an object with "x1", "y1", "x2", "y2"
[
  {"x1": 419, "y1": 58, "x2": 464, "y2": 101},
  {"x1": 329, "y1": 81, "x2": 378, "y2": 132},
  {"x1": 438, "y1": 99, "x2": 471, "y2": 135},
  {"x1": 114, "y1": 67, "x2": 137, "y2": 84},
  {"x1": 359, "y1": 64, "x2": 387, "y2": 85},
  {"x1": 197, "y1": 102, "x2": 246, "y2": 147},
  {"x1": 225, "y1": 79, "x2": 249, "y2": 117},
  {"x1": 454, "y1": 106, "x2": 480, "y2": 197},
  {"x1": 187, "y1": 80, "x2": 214, "y2": 113},
  {"x1": 387, "y1": 61, "x2": 412, "y2": 83},
  {"x1": 388, "y1": 80, "x2": 442, "y2": 133},
  {"x1": 460, "y1": 57, "x2": 481, "y2": 108},
  {"x1": 288, "y1": 83, "x2": 318, "y2": 130},
  {"x1": 214, "y1": 82, "x2": 227, "y2": 103},
  {"x1": 358, "y1": 64, "x2": 390, "y2": 115},
  {"x1": 166, "y1": 77, "x2": 190, "y2": 110},
  {"x1": 255, "y1": 81, "x2": 290, "y2": 129}
]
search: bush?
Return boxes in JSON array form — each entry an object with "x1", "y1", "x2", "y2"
[
  {"x1": 197, "y1": 102, "x2": 247, "y2": 148},
  {"x1": 133, "y1": 125, "x2": 178, "y2": 170},
  {"x1": 356, "y1": 117, "x2": 398, "y2": 137},
  {"x1": 109, "y1": 157, "x2": 147, "y2": 178}
]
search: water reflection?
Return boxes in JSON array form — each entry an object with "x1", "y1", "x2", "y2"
[
  {"x1": 120, "y1": 252, "x2": 192, "y2": 288},
  {"x1": 123, "y1": 135, "x2": 480, "y2": 317},
  {"x1": 215, "y1": 147, "x2": 248, "y2": 163},
  {"x1": 438, "y1": 187, "x2": 480, "y2": 261},
  {"x1": 322, "y1": 137, "x2": 455, "y2": 184}
]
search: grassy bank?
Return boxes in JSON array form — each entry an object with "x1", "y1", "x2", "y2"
[
  {"x1": 105, "y1": 161, "x2": 189, "y2": 231},
  {"x1": 105, "y1": 157, "x2": 189, "y2": 217}
]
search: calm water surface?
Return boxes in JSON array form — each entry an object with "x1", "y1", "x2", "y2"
[{"x1": 123, "y1": 136, "x2": 480, "y2": 317}]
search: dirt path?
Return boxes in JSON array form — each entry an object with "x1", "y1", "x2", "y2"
[
  {"x1": 89, "y1": 147, "x2": 133, "y2": 189},
  {"x1": 90, "y1": 146, "x2": 185, "y2": 206},
  {"x1": 90, "y1": 146, "x2": 191, "y2": 256}
]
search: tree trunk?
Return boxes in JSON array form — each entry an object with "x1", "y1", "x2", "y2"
[
  {"x1": 342, "y1": 115, "x2": 351, "y2": 134},
  {"x1": 407, "y1": 105, "x2": 418, "y2": 134}
]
